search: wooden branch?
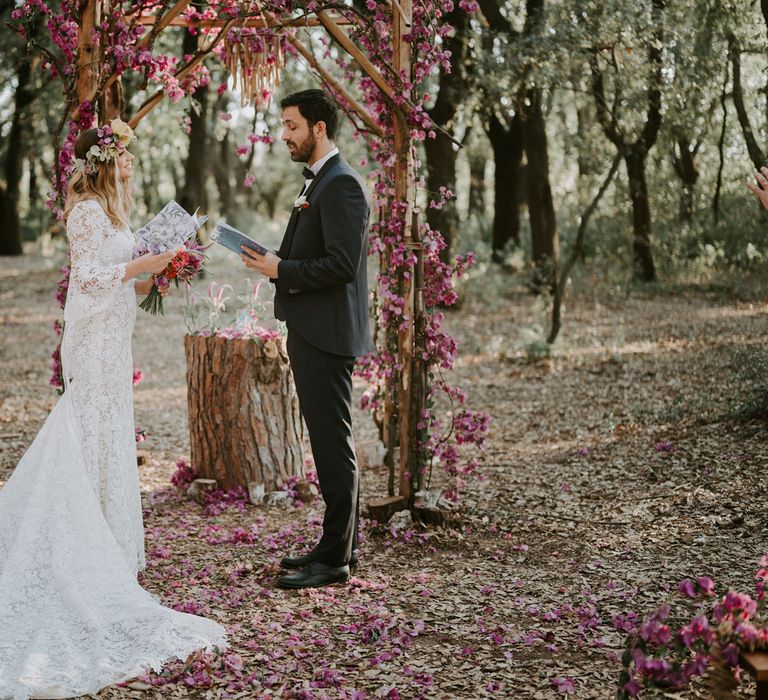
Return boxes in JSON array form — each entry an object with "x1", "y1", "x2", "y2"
[
  {"x1": 284, "y1": 29, "x2": 384, "y2": 137},
  {"x1": 138, "y1": 0, "x2": 192, "y2": 48},
  {"x1": 713, "y1": 61, "x2": 729, "y2": 223},
  {"x1": 390, "y1": 0, "x2": 412, "y2": 27},
  {"x1": 315, "y1": 9, "x2": 404, "y2": 113},
  {"x1": 639, "y1": 0, "x2": 664, "y2": 152},
  {"x1": 316, "y1": 9, "x2": 464, "y2": 148},
  {"x1": 547, "y1": 150, "x2": 622, "y2": 345},
  {"x1": 71, "y1": 0, "x2": 191, "y2": 122},
  {"x1": 729, "y1": 31, "x2": 766, "y2": 167},
  {"x1": 75, "y1": 0, "x2": 100, "y2": 106},
  {"x1": 476, "y1": 0, "x2": 516, "y2": 35},
  {"x1": 128, "y1": 19, "x2": 235, "y2": 128},
  {"x1": 132, "y1": 14, "x2": 353, "y2": 28},
  {"x1": 589, "y1": 52, "x2": 624, "y2": 149}
]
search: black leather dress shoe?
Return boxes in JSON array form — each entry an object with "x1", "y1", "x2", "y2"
[
  {"x1": 280, "y1": 550, "x2": 359, "y2": 570},
  {"x1": 280, "y1": 552, "x2": 315, "y2": 570},
  {"x1": 278, "y1": 561, "x2": 350, "y2": 589}
]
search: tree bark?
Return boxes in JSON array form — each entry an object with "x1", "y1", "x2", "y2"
[
  {"x1": 713, "y1": 63, "x2": 729, "y2": 223},
  {"x1": 522, "y1": 87, "x2": 558, "y2": 290},
  {"x1": 210, "y1": 92, "x2": 235, "y2": 219},
  {"x1": 486, "y1": 111, "x2": 524, "y2": 261},
  {"x1": 424, "y1": 134, "x2": 459, "y2": 260},
  {"x1": 178, "y1": 28, "x2": 209, "y2": 216},
  {"x1": 671, "y1": 137, "x2": 699, "y2": 221},
  {"x1": 184, "y1": 334, "x2": 305, "y2": 495},
  {"x1": 0, "y1": 54, "x2": 35, "y2": 256},
  {"x1": 729, "y1": 32, "x2": 766, "y2": 168},
  {"x1": 548, "y1": 151, "x2": 622, "y2": 344},
  {"x1": 467, "y1": 135, "x2": 486, "y2": 219},
  {"x1": 590, "y1": 0, "x2": 664, "y2": 282},
  {"x1": 425, "y1": 10, "x2": 468, "y2": 262},
  {"x1": 625, "y1": 148, "x2": 656, "y2": 282}
]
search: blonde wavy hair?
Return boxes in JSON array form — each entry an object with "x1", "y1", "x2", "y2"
[{"x1": 63, "y1": 128, "x2": 133, "y2": 229}]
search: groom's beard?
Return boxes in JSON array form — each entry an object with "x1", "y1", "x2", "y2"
[{"x1": 288, "y1": 131, "x2": 316, "y2": 163}]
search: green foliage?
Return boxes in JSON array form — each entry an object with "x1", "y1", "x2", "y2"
[{"x1": 525, "y1": 337, "x2": 552, "y2": 364}]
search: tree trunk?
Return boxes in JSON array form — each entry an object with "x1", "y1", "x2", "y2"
[
  {"x1": 212, "y1": 128, "x2": 234, "y2": 219},
  {"x1": 99, "y1": 79, "x2": 123, "y2": 122},
  {"x1": 672, "y1": 137, "x2": 698, "y2": 221},
  {"x1": 522, "y1": 87, "x2": 558, "y2": 291},
  {"x1": 487, "y1": 112, "x2": 523, "y2": 262},
  {"x1": 178, "y1": 28, "x2": 209, "y2": 216},
  {"x1": 467, "y1": 137, "x2": 486, "y2": 219},
  {"x1": 575, "y1": 80, "x2": 594, "y2": 179},
  {"x1": 762, "y1": 0, "x2": 768, "y2": 43},
  {"x1": 425, "y1": 9, "x2": 468, "y2": 262},
  {"x1": 713, "y1": 62, "x2": 729, "y2": 223},
  {"x1": 0, "y1": 54, "x2": 35, "y2": 256},
  {"x1": 184, "y1": 334, "x2": 305, "y2": 496},
  {"x1": 729, "y1": 33, "x2": 766, "y2": 168},
  {"x1": 424, "y1": 133, "x2": 459, "y2": 259},
  {"x1": 625, "y1": 148, "x2": 656, "y2": 282}
]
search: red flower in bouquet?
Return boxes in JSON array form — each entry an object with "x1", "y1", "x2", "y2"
[{"x1": 138, "y1": 240, "x2": 209, "y2": 315}]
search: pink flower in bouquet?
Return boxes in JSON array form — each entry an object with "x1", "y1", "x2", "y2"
[{"x1": 137, "y1": 240, "x2": 209, "y2": 316}]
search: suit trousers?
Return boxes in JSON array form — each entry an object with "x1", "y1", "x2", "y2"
[{"x1": 286, "y1": 329, "x2": 360, "y2": 567}]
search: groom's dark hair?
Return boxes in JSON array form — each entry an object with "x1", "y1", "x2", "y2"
[{"x1": 281, "y1": 89, "x2": 339, "y2": 140}]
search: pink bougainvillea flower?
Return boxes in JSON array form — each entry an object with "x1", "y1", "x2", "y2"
[
  {"x1": 551, "y1": 677, "x2": 576, "y2": 694},
  {"x1": 678, "y1": 579, "x2": 697, "y2": 598},
  {"x1": 697, "y1": 576, "x2": 715, "y2": 596}
]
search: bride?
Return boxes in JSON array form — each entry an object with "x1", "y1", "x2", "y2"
[{"x1": 0, "y1": 120, "x2": 226, "y2": 699}]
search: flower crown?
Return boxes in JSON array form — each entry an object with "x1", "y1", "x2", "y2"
[{"x1": 72, "y1": 118, "x2": 136, "y2": 176}]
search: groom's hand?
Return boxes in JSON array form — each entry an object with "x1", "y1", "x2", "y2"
[
  {"x1": 241, "y1": 246, "x2": 281, "y2": 278},
  {"x1": 746, "y1": 166, "x2": 768, "y2": 211}
]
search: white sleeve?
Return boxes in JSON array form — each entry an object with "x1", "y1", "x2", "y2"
[{"x1": 63, "y1": 201, "x2": 132, "y2": 322}]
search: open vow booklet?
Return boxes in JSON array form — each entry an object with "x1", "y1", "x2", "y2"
[
  {"x1": 211, "y1": 222, "x2": 269, "y2": 256},
  {"x1": 134, "y1": 200, "x2": 208, "y2": 251}
]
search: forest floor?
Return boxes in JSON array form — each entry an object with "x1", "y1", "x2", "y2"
[{"x1": 2, "y1": 239, "x2": 768, "y2": 699}]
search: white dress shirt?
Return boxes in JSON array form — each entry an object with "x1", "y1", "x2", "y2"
[{"x1": 301, "y1": 146, "x2": 339, "y2": 195}]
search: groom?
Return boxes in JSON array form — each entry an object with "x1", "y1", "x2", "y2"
[{"x1": 240, "y1": 89, "x2": 373, "y2": 589}]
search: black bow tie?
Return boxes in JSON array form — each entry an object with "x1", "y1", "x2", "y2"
[{"x1": 302, "y1": 167, "x2": 315, "y2": 180}]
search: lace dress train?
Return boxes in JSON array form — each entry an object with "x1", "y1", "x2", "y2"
[{"x1": 0, "y1": 200, "x2": 226, "y2": 699}]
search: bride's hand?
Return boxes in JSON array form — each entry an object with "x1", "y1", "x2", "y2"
[
  {"x1": 139, "y1": 251, "x2": 175, "y2": 275},
  {"x1": 158, "y1": 283, "x2": 170, "y2": 297}
]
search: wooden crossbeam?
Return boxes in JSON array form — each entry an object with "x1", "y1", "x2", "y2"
[
  {"x1": 137, "y1": 0, "x2": 192, "y2": 46},
  {"x1": 132, "y1": 14, "x2": 352, "y2": 28},
  {"x1": 315, "y1": 10, "x2": 408, "y2": 115}
]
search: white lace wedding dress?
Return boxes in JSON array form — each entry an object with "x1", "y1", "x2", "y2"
[{"x1": 0, "y1": 200, "x2": 227, "y2": 699}]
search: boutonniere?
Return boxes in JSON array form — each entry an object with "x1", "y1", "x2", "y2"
[{"x1": 294, "y1": 195, "x2": 309, "y2": 210}]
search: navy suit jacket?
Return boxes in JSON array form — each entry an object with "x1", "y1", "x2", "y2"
[{"x1": 273, "y1": 154, "x2": 374, "y2": 357}]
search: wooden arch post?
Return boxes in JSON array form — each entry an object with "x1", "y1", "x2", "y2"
[
  {"x1": 391, "y1": 0, "x2": 419, "y2": 503},
  {"x1": 75, "y1": 0, "x2": 99, "y2": 108}
]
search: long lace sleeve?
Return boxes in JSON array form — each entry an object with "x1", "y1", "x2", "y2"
[{"x1": 63, "y1": 200, "x2": 134, "y2": 323}]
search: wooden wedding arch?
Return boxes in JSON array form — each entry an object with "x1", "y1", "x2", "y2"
[{"x1": 74, "y1": 0, "x2": 428, "y2": 506}]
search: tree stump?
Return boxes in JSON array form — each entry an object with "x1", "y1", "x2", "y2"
[
  {"x1": 367, "y1": 496, "x2": 409, "y2": 523},
  {"x1": 184, "y1": 334, "x2": 304, "y2": 496}
]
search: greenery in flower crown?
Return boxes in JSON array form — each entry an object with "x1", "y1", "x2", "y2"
[{"x1": 71, "y1": 118, "x2": 136, "y2": 176}]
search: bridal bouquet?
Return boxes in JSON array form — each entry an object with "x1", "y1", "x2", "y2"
[
  {"x1": 133, "y1": 201, "x2": 209, "y2": 315},
  {"x1": 135, "y1": 241, "x2": 208, "y2": 315}
]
